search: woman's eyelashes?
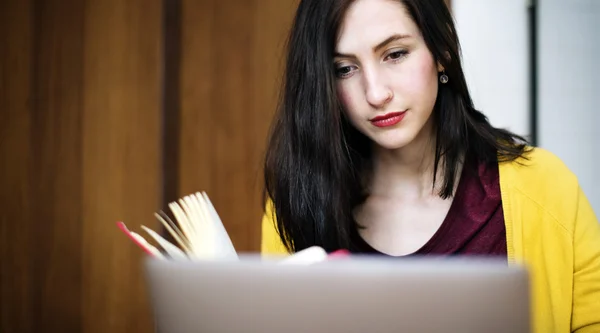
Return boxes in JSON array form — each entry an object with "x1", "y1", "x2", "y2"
[
  {"x1": 335, "y1": 64, "x2": 358, "y2": 78},
  {"x1": 334, "y1": 49, "x2": 409, "y2": 79},
  {"x1": 384, "y1": 49, "x2": 408, "y2": 62}
]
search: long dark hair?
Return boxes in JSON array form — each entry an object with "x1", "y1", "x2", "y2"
[{"x1": 263, "y1": 0, "x2": 528, "y2": 253}]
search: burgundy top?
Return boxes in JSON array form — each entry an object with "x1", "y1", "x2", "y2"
[{"x1": 351, "y1": 157, "x2": 507, "y2": 258}]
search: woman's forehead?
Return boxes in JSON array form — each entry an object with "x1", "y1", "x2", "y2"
[{"x1": 336, "y1": 0, "x2": 419, "y2": 53}]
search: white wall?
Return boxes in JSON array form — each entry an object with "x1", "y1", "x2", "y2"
[
  {"x1": 453, "y1": 0, "x2": 600, "y2": 215},
  {"x1": 452, "y1": 0, "x2": 530, "y2": 138},
  {"x1": 537, "y1": 0, "x2": 600, "y2": 215}
]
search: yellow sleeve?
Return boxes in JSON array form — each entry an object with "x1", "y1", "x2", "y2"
[
  {"x1": 260, "y1": 199, "x2": 290, "y2": 256},
  {"x1": 571, "y1": 185, "x2": 600, "y2": 332}
]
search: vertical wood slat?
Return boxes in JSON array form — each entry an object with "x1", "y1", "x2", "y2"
[
  {"x1": 249, "y1": 0, "x2": 301, "y2": 247},
  {"x1": 0, "y1": 0, "x2": 34, "y2": 332},
  {"x1": 162, "y1": 0, "x2": 182, "y2": 208},
  {"x1": 0, "y1": 0, "x2": 87, "y2": 331},
  {"x1": 178, "y1": 0, "x2": 216, "y2": 205},
  {"x1": 1, "y1": 0, "x2": 163, "y2": 332},
  {"x1": 30, "y1": 0, "x2": 86, "y2": 331},
  {"x1": 210, "y1": 0, "x2": 259, "y2": 251},
  {"x1": 81, "y1": 0, "x2": 163, "y2": 332},
  {"x1": 178, "y1": 0, "x2": 297, "y2": 252}
]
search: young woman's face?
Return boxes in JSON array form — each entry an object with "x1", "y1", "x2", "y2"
[{"x1": 334, "y1": 0, "x2": 442, "y2": 151}]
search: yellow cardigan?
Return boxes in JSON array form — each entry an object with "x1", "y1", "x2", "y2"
[{"x1": 260, "y1": 148, "x2": 600, "y2": 333}]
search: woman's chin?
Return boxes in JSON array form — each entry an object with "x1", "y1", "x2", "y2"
[
  {"x1": 365, "y1": 125, "x2": 429, "y2": 152},
  {"x1": 370, "y1": 136, "x2": 413, "y2": 151}
]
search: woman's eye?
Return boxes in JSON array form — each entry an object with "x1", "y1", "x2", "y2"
[
  {"x1": 385, "y1": 50, "x2": 408, "y2": 61},
  {"x1": 335, "y1": 65, "x2": 356, "y2": 78}
]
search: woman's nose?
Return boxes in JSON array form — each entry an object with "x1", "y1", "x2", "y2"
[{"x1": 364, "y1": 69, "x2": 393, "y2": 108}]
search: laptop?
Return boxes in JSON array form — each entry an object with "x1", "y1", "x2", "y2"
[{"x1": 143, "y1": 255, "x2": 530, "y2": 333}]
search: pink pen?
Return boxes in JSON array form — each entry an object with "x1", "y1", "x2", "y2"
[
  {"x1": 327, "y1": 249, "x2": 351, "y2": 259},
  {"x1": 116, "y1": 221, "x2": 160, "y2": 257}
]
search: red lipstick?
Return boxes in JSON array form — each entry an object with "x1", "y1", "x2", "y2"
[{"x1": 370, "y1": 111, "x2": 406, "y2": 128}]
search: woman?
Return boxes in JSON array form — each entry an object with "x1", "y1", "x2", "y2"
[{"x1": 260, "y1": 0, "x2": 600, "y2": 332}]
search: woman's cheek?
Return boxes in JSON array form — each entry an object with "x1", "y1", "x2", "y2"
[
  {"x1": 400, "y1": 58, "x2": 436, "y2": 98},
  {"x1": 337, "y1": 85, "x2": 357, "y2": 115}
]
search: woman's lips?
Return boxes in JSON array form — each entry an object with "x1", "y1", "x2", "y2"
[{"x1": 370, "y1": 111, "x2": 406, "y2": 128}]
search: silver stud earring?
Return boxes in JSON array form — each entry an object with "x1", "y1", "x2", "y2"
[{"x1": 439, "y1": 71, "x2": 449, "y2": 84}]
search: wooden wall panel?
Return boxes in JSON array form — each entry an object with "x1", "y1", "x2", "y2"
[
  {"x1": 178, "y1": 0, "x2": 298, "y2": 252},
  {"x1": 81, "y1": 1, "x2": 163, "y2": 332},
  {"x1": 2, "y1": 0, "x2": 305, "y2": 331},
  {"x1": 1, "y1": 0, "x2": 162, "y2": 332},
  {"x1": 0, "y1": 0, "x2": 87, "y2": 331},
  {"x1": 30, "y1": 1, "x2": 86, "y2": 331},
  {"x1": 0, "y1": 1, "x2": 34, "y2": 332}
]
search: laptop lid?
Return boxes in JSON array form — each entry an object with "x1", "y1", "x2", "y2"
[{"x1": 144, "y1": 256, "x2": 530, "y2": 333}]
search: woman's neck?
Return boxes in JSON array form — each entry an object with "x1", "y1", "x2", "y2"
[{"x1": 369, "y1": 121, "x2": 444, "y2": 199}]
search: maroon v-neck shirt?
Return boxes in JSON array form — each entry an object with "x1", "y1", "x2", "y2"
[{"x1": 351, "y1": 157, "x2": 507, "y2": 258}]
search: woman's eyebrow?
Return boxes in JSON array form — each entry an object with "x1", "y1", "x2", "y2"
[
  {"x1": 372, "y1": 33, "x2": 412, "y2": 53},
  {"x1": 334, "y1": 33, "x2": 412, "y2": 58}
]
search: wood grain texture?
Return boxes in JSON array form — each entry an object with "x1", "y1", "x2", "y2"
[
  {"x1": 0, "y1": 1, "x2": 34, "y2": 332},
  {"x1": 178, "y1": 0, "x2": 298, "y2": 252},
  {"x1": 1, "y1": 0, "x2": 162, "y2": 332},
  {"x1": 1, "y1": 0, "x2": 304, "y2": 331},
  {"x1": 80, "y1": 0, "x2": 162, "y2": 332},
  {"x1": 30, "y1": 0, "x2": 86, "y2": 331}
]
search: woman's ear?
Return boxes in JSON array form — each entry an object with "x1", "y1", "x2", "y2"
[
  {"x1": 444, "y1": 51, "x2": 451, "y2": 61},
  {"x1": 437, "y1": 51, "x2": 452, "y2": 72}
]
